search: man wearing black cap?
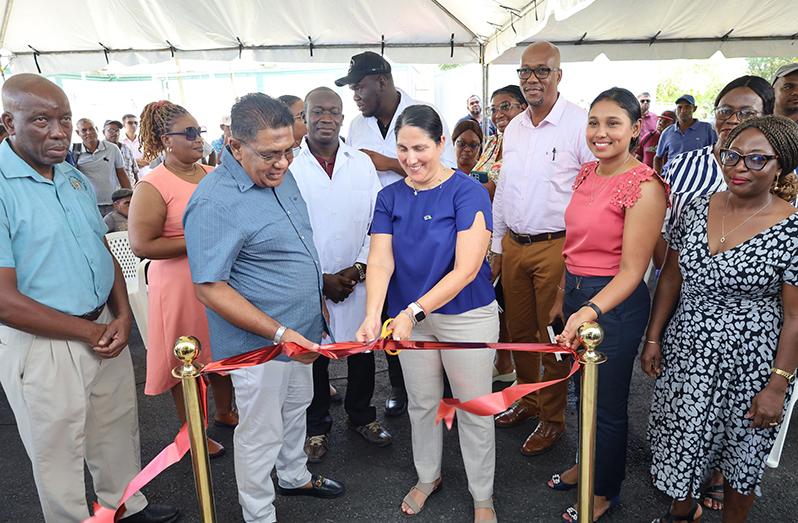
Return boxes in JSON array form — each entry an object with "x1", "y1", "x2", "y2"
[
  {"x1": 104, "y1": 119, "x2": 139, "y2": 185},
  {"x1": 773, "y1": 63, "x2": 798, "y2": 124},
  {"x1": 335, "y1": 51, "x2": 456, "y2": 188},
  {"x1": 104, "y1": 188, "x2": 132, "y2": 233},
  {"x1": 654, "y1": 94, "x2": 716, "y2": 175},
  {"x1": 335, "y1": 51, "x2": 456, "y2": 418}
]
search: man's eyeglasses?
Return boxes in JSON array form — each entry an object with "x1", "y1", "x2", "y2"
[
  {"x1": 455, "y1": 140, "x2": 480, "y2": 151},
  {"x1": 719, "y1": 149, "x2": 779, "y2": 171},
  {"x1": 124, "y1": 121, "x2": 138, "y2": 126},
  {"x1": 163, "y1": 126, "x2": 206, "y2": 141},
  {"x1": 486, "y1": 102, "x2": 524, "y2": 116},
  {"x1": 639, "y1": 99, "x2": 651, "y2": 104},
  {"x1": 240, "y1": 139, "x2": 294, "y2": 164},
  {"x1": 516, "y1": 67, "x2": 560, "y2": 80},
  {"x1": 714, "y1": 106, "x2": 760, "y2": 122}
]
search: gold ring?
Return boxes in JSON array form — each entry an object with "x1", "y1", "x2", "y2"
[{"x1": 769, "y1": 421, "x2": 779, "y2": 426}]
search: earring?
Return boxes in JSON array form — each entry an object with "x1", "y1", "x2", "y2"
[{"x1": 167, "y1": 146, "x2": 172, "y2": 153}]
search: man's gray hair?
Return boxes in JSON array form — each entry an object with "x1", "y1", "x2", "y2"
[
  {"x1": 231, "y1": 93, "x2": 294, "y2": 143},
  {"x1": 76, "y1": 118, "x2": 94, "y2": 128}
]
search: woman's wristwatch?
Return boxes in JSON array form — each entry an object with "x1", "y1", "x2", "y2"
[{"x1": 407, "y1": 301, "x2": 426, "y2": 323}]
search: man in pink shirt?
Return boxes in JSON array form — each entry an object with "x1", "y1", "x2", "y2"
[
  {"x1": 635, "y1": 92, "x2": 658, "y2": 166},
  {"x1": 491, "y1": 41, "x2": 594, "y2": 456}
]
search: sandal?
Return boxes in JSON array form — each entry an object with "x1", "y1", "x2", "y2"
[
  {"x1": 702, "y1": 485, "x2": 723, "y2": 511},
  {"x1": 561, "y1": 495, "x2": 619, "y2": 523},
  {"x1": 548, "y1": 473, "x2": 577, "y2": 491},
  {"x1": 214, "y1": 408, "x2": 239, "y2": 429},
  {"x1": 400, "y1": 478, "x2": 443, "y2": 517},
  {"x1": 475, "y1": 498, "x2": 497, "y2": 523},
  {"x1": 651, "y1": 502, "x2": 701, "y2": 523}
]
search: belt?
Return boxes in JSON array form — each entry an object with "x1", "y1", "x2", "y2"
[
  {"x1": 77, "y1": 303, "x2": 106, "y2": 322},
  {"x1": 509, "y1": 229, "x2": 566, "y2": 245}
]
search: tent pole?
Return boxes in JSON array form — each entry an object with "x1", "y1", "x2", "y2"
[
  {"x1": 0, "y1": 0, "x2": 14, "y2": 50},
  {"x1": 481, "y1": 44, "x2": 489, "y2": 138},
  {"x1": 175, "y1": 58, "x2": 186, "y2": 106}
]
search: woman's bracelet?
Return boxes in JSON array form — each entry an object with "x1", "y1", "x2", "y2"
[
  {"x1": 771, "y1": 367, "x2": 795, "y2": 383},
  {"x1": 557, "y1": 285, "x2": 565, "y2": 292},
  {"x1": 644, "y1": 339, "x2": 660, "y2": 345},
  {"x1": 401, "y1": 308, "x2": 418, "y2": 326},
  {"x1": 580, "y1": 300, "x2": 602, "y2": 320}
]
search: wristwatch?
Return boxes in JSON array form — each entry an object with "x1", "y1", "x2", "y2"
[
  {"x1": 354, "y1": 262, "x2": 367, "y2": 283},
  {"x1": 407, "y1": 301, "x2": 426, "y2": 323}
]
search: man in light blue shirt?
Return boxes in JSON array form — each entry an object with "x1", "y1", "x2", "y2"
[
  {"x1": 0, "y1": 74, "x2": 178, "y2": 523},
  {"x1": 654, "y1": 94, "x2": 717, "y2": 175},
  {"x1": 184, "y1": 92, "x2": 344, "y2": 523}
]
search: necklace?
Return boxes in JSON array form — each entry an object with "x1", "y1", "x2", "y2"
[
  {"x1": 590, "y1": 156, "x2": 629, "y2": 206},
  {"x1": 410, "y1": 166, "x2": 447, "y2": 196},
  {"x1": 720, "y1": 192, "x2": 772, "y2": 243},
  {"x1": 164, "y1": 161, "x2": 201, "y2": 176}
]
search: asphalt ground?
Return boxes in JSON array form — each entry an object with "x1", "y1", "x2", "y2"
[{"x1": 1, "y1": 321, "x2": 796, "y2": 523}]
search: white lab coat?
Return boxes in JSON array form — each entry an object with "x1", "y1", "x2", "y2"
[
  {"x1": 292, "y1": 136, "x2": 381, "y2": 343},
  {"x1": 347, "y1": 87, "x2": 456, "y2": 187}
]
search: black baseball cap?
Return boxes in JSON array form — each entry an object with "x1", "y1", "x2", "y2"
[
  {"x1": 104, "y1": 119, "x2": 124, "y2": 128},
  {"x1": 334, "y1": 52, "x2": 391, "y2": 87}
]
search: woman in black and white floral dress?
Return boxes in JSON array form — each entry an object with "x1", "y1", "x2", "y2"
[{"x1": 642, "y1": 115, "x2": 798, "y2": 523}]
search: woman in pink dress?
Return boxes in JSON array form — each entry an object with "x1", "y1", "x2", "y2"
[{"x1": 129, "y1": 100, "x2": 236, "y2": 458}]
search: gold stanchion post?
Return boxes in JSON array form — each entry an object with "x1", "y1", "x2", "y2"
[
  {"x1": 576, "y1": 321, "x2": 607, "y2": 523},
  {"x1": 172, "y1": 336, "x2": 217, "y2": 523}
]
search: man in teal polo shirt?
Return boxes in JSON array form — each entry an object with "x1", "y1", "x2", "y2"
[{"x1": 0, "y1": 74, "x2": 178, "y2": 523}]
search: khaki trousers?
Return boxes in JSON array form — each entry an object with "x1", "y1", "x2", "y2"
[
  {"x1": 501, "y1": 233, "x2": 570, "y2": 423},
  {"x1": 0, "y1": 307, "x2": 147, "y2": 523}
]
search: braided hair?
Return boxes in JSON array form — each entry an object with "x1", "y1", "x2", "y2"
[
  {"x1": 139, "y1": 100, "x2": 189, "y2": 162},
  {"x1": 724, "y1": 115, "x2": 798, "y2": 202}
]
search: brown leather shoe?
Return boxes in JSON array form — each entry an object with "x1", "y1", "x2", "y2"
[
  {"x1": 346, "y1": 418, "x2": 393, "y2": 447},
  {"x1": 304, "y1": 434, "x2": 328, "y2": 463},
  {"x1": 494, "y1": 402, "x2": 540, "y2": 428},
  {"x1": 521, "y1": 421, "x2": 565, "y2": 456}
]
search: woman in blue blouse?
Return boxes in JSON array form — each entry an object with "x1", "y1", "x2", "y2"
[{"x1": 356, "y1": 105, "x2": 499, "y2": 523}]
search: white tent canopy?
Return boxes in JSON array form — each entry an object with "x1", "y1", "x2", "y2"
[{"x1": 2, "y1": 0, "x2": 797, "y2": 75}]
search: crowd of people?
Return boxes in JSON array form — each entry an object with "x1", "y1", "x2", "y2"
[{"x1": 0, "y1": 41, "x2": 797, "y2": 523}]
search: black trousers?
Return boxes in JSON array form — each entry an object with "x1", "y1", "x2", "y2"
[{"x1": 306, "y1": 351, "x2": 377, "y2": 436}]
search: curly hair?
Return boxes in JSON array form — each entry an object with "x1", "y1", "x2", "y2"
[
  {"x1": 139, "y1": 100, "x2": 189, "y2": 162},
  {"x1": 724, "y1": 115, "x2": 798, "y2": 202}
]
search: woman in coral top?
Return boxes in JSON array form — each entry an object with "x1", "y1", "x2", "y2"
[
  {"x1": 548, "y1": 87, "x2": 670, "y2": 523},
  {"x1": 128, "y1": 100, "x2": 237, "y2": 458}
]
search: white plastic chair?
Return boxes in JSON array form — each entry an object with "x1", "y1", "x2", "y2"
[{"x1": 105, "y1": 231, "x2": 150, "y2": 347}]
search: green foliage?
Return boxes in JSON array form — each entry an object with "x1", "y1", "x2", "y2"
[
  {"x1": 656, "y1": 62, "x2": 728, "y2": 119},
  {"x1": 746, "y1": 57, "x2": 798, "y2": 82},
  {"x1": 438, "y1": 64, "x2": 464, "y2": 71}
]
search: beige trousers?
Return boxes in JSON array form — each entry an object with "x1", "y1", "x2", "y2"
[
  {"x1": 0, "y1": 308, "x2": 147, "y2": 523},
  {"x1": 399, "y1": 300, "x2": 499, "y2": 501}
]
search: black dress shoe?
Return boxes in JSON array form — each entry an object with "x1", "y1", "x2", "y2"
[
  {"x1": 121, "y1": 504, "x2": 180, "y2": 523},
  {"x1": 385, "y1": 386, "x2": 407, "y2": 417},
  {"x1": 277, "y1": 475, "x2": 345, "y2": 499}
]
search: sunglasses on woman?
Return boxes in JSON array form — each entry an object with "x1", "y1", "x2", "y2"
[
  {"x1": 719, "y1": 149, "x2": 779, "y2": 171},
  {"x1": 163, "y1": 126, "x2": 206, "y2": 141}
]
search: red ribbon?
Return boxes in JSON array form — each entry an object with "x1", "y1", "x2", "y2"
[{"x1": 83, "y1": 339, "x2": 577, "y2": 522}]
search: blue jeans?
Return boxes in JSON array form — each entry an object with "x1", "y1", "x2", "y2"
[{"x1": 565, "y1": 270, "x2": 650, "y2": 499}]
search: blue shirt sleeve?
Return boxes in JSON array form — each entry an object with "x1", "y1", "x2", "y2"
[
  {"x1": 184, "y1": 196, "x2": 245, "y2": 283},
  {"x1": 454, "y1": 177, "x2": 493, "y2": 232},
  {"x1": 0, "y1": 199, "x2": 13, "y2": 268},
  {"x1": 656, "y1": 127, "x2": 669, "y2": 158},
  {"x1": 370, "y1": 185, "x2": 395, "y2": 235}
]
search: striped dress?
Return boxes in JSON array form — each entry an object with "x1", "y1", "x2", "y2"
[{"x1": 662, "y1": 145, "x2": 725, "y2": 235}]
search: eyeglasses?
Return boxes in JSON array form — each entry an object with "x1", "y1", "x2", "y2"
[
  {"x1": 516, "y1": 67, "x2": 560, "y2": 80},
  {"x1": 639, "y1": 99, "x2": 651, "y2": 104},
  {"x1": 486, "y1": 102, "x2": 524, "y2": 116},
  {"x1": 239, "y1": 139, "x2": 294, "y2": 164},
  {"x1": 309, "y1": 108, "x2": 343, "y2": 118},
  {"x1": 455, "y1": 140, "x2": 480, "y2": 151},
  {"x1": 163, "y1": 126, "x2": 206, "y2": 141},
  {"x1": 714, "y1": 106, "x2": 760, "y2": 122},
  {"x1": 293, "y1": 111, "x2": 305, "y2": 121},
  {"x1": 719, "y1": 149, "x2": 779, "y2": 171},
  {"x1": 124, "y1": 121, "x2": 138, "y2": 126}
]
